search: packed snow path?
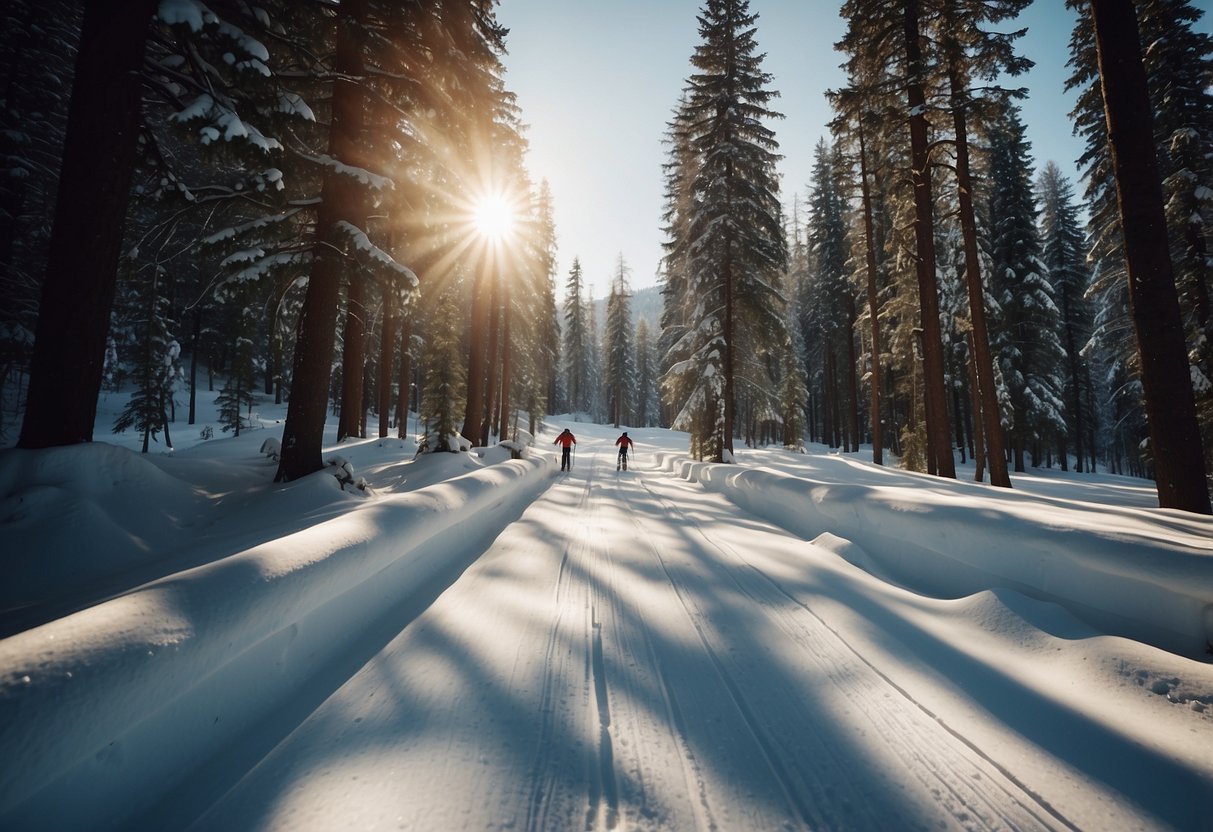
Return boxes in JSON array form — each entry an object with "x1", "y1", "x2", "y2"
[
  {"x1": 3, "y1": 420, "x2": 1211, "y2": 830},
  {"x1": 179, "y1": 434, "x2": 1210, "y2": 831}
]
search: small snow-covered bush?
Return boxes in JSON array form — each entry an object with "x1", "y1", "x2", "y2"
[
  {"x1": 325, "y1": 456, "x2": 366, "y2": 491},
  {"x1": 259, "y1": 437, "x2": 281, "y2": 460}
]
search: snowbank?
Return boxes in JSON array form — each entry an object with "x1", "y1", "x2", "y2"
[
  {"x1": 654, "y1": 453, "x2": 1213, "y2": 660},
  {"x1": 0, "y1": 445, "x2": 207, "y2": 612},
  {"x1": 0, "y1": 455, "x2": 555, "y2": 829}
]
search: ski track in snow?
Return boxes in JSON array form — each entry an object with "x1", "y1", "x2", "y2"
[
  {"x1": 6, "y1": 421, "x2": 1212, "y2": 831},
  {"x1": 182, "y1": 434, "x2": 1196, "y2": 831},
  {"x1": 632, "y1": 473, "x2": 1071, "y2": 831}
]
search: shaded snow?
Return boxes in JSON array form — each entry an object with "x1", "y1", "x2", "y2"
[{"x1": 1, "y1": 404, "x2": 1211, "y2": 830}]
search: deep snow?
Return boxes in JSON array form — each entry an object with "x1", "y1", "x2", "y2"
[{"x1": 1, "y1": 394, "x2": 1211, "y2": 830}]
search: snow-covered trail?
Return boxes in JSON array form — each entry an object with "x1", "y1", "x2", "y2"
[{"x1": 179, "y1": 431, "x2": 1209, "y2": 831}]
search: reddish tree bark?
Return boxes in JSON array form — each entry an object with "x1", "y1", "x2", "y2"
[
  {"x1": 856, "y1": 122, "x2": 884, "y2": 466},
  {"x1": 946, "y1": 55, "x2": 1010, "y2": 487},
  {"x1": 1089, "y1": 0, "x2": 1211, "y2": 513},
  {"x1": 902, "y1": 0, "x2": 956, "y2": 479},
  {"x1": 461, "y1": 266, "x2": 491, "y2": 447},
  {"x1": 337, "y1": 272, "x2": 368, "y2": 441},
  {"x1": 378, "y1": 286, "x2": 396, "y2": 439}
]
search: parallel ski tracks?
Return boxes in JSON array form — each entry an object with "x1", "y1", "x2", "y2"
[
  {"x1": 628, "y1": 471, "x2": 1075, "y2": 832},
  {"x1": 525, "y1": 454, "x2": 622, "y2": 832},
  {"x1": 527, "y1": 457, "x2": 1075, "y2": 831}
]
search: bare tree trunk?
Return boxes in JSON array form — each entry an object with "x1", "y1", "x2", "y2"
[
  {"x1": 396, "y1": 310, "x2": 412, "y2": 439},
  {"x1": 18, "y1": 0, "x2": 156, "y2": 448},
  {"x1": 462, "y1": 266, "x2": 491, "y2": 447},
  {"x1": 337, "y1": 274, "x2": 368, "y2": 441},
  {"x1": 953, "y1": 386, "x2": 966, "y2": 465},
  {"x1": 481, "y1": 272, "x2": 501, "y2": 444},
  {"x1": 188, "y1": 308, "x2": 200, "y2": 425},
  {"x1": 378, "y1": 287, "x2": 395, "y2": 439},
  {"x1": 846, "y1": 296, "x2": 860, "y2": 452},
  {"x1": 1090, "y1": 0, "x2": 1211, "y2": 513},
  {"x1": 722, "y1": 243, "x2": 736, "y2": 461},
  {"x1": 946, "y1": 56, "x2": 1010, "y2": 487},
  {"x1": 857, "y1": 123, "x2": 884, "y2": 465},
  {"x1": 276, "y1": 0, "x2": 367, "y2": 481},
  {"x1": 967, "y1": 332, "x2": 986, "y2": 481},
  {"x1": 902, "y1": 0, "x2": 955, "y2": 479},
  {"x1": 498, "y1": 277, "x2": 512, "y2": 441}
]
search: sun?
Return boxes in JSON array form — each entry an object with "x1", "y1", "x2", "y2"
[{"x1": 473, "y1": 194, "x2": 517, "y2": 241}]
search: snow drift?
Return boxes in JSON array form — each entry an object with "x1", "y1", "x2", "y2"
[
  {"x1": 655, "y1": 453, "x2": 1213, "y2": 660},
  {"x1": 0, "y1": 454, "x2": 554, "y2": 829}
]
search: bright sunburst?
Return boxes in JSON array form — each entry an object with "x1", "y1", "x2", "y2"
[{"x1": 473, "y1": 194, "x2": 517, "y2": 241}]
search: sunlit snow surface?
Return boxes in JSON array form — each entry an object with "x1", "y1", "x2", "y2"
[{"x1": 1, "y1": 398, "x2": 1210, "y2": 831}]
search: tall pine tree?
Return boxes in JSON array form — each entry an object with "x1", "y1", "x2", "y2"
[
  {"x1": 986, "y1": 103, "x2": 1067, "y2": 471},
  {"x1": 663, "y1": 0, "x2": 787, "y2": 461}
]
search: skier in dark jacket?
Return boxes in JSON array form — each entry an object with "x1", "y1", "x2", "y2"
[
  {"x1": 554, "y1": 428, "x2": 577, "y2": 471},
  {"x1": 615, "y1": 431, "x2": 634, "y2": 470}
]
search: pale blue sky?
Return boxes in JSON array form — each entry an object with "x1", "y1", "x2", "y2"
[{"x1": 493, "y1": 1, "x2": 1194, "y2": 298}]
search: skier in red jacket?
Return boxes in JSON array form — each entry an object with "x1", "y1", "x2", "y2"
[
  {"x1": 554, "y1": 428, "x2": 577, "y2": 471},
  {"x1": 615, "y1": 431, "x2": 635, "y2": 471}
]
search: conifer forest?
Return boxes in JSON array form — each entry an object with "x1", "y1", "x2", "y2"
[{"x1": 1, "y1": 0, "x2": 1211, "y2": 515}]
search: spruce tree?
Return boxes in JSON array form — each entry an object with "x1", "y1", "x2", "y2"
[
  {"x1": 561, "y1": 258, "x2": 592, "y2": 415},
  {"x1": 1037, "y1": 161, "x2": 1098, "y2": 472},
  {"x1": 665, "y1": 0, "x2": 787, "y2": 461},
  {"x1": 0, "y1": 2, "x2": 80, "y2": 442},
  {"x1": 657, "y1": 97, "x2": 697, "y2": 431},
  {"x1": 778, "y1": 306, "x2": 809, "y2": 451},
  {"x1": 634, "y1": 320, "x2": 662, "y2": 428},
  {"x1": 419, "y1": 284, "x2": 467, "y2": 453},
  {"x1": 112, "y1": 267, "x2": 180, "y2": 452},
  {"x1": 986, "y1": 103, "x2": 1067, "y2": 471},
  {"x1": 800, "y1": 140, "x2": 855, "y2": 451},
  {"x1": 604, "y1": 256, "x2": 635, "y2": 427}
]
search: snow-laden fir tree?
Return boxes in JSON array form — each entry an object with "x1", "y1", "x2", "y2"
[
  {"x1": 799, "y1": 139, "x2": 855, "y2": 452},
  {"x1": 634, "y1": 319, "x2": 663, "y2": 428},
  {"x1": 585, "y1": 292, "x2": 605, "y2": 423},
  {"x1": 657, "y1": 96, "x2": 698, "y2": 431},
  {"x1": 419, "y1": 283, "x2": 467, "y2": 453},
  {"x1": 523, "y1": 180, "x2": 562, "y2": 436},
  {"x1": 604, "y1": 255, "x2": 635, "y2": 428},
  {"x1": 1037, "y1": 161, "x2": 1098, "y2": 472},
  {"x1": 663, "y1": 0, "x2": 787, "y2": 462},
  {"x1": 112, "y1": 266, "x2": 181, "y2": 452},
  {"x1": 561, "y1": 258, "x2": 592, "y2": 416},
  {"x1": 213, "y1": 274, "x2": 261, "y2": 438},
  {"x1": 778, "y1": 304, "x2": 809, "y2": 452},
  {"x1": 985, "y1": 103, "x2": 1067, "y2": 472}
]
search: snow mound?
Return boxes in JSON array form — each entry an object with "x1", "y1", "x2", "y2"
[
  {"x1": 0, "y1": 445, "x2": 205, "y2": 614},
  {"x1": 668, "y1": 456, "x2": 1213, "y2": 659},
  {"x1": 0, "y1": 456, "x2": 557, "y2": 828}
]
